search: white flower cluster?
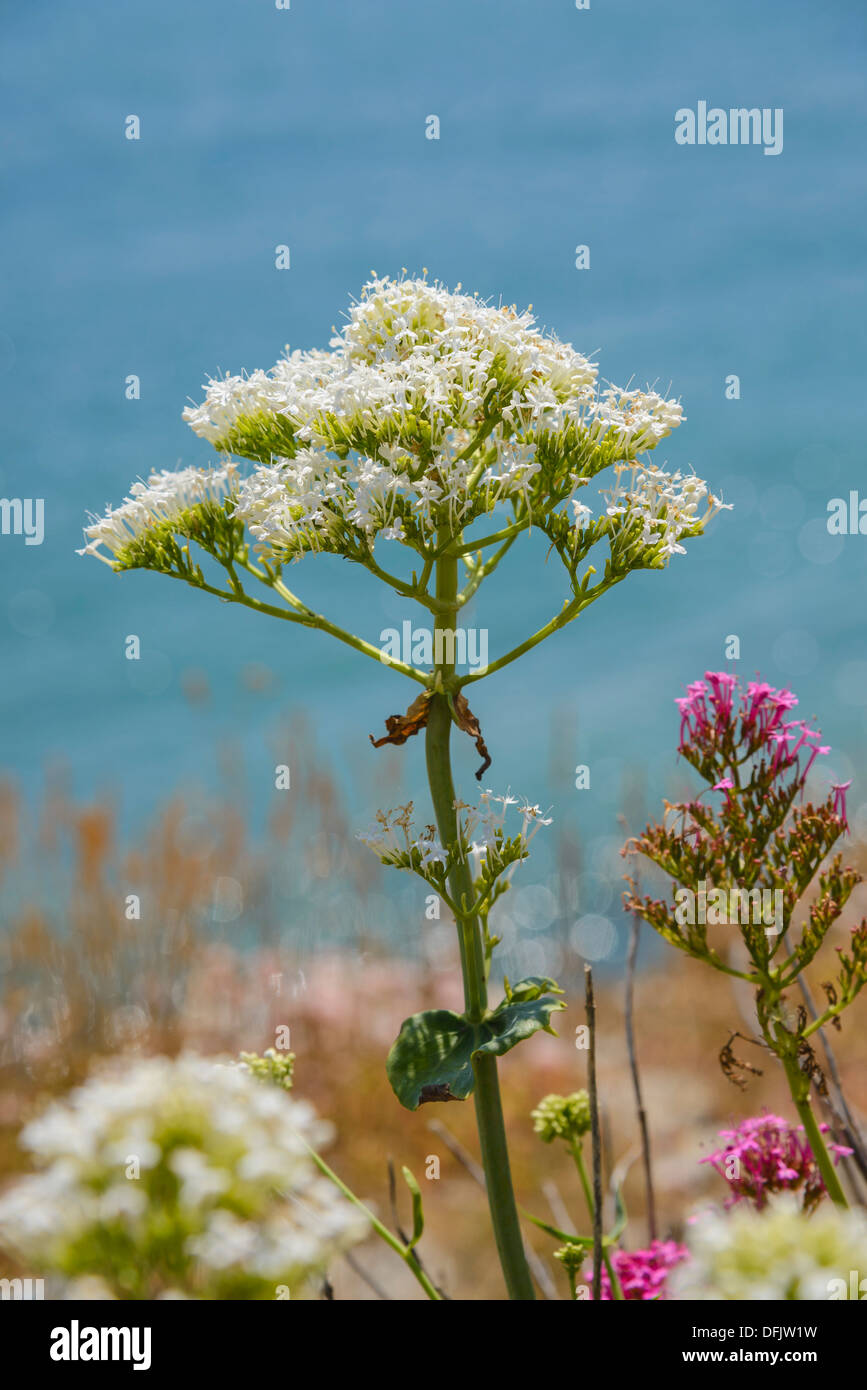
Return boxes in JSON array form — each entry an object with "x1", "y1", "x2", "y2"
[
  {"x1": 356, "y1": 801, "x2": 448, "y2": 870},
  {"x1": 174, "y1": 274, "x2": 699, "y2": 563},
  {"x1": 79, "y1": 277, "x2": 726, "y2": 574},
  {"x1": 186, "y1": 276, "x2": 601, "y2": 445},
  {"x1": 601, "y1": 460, "x2": 732, "y2": 559},
  {"x1": 357, "y1": 790, "x2": 551, "y2": 880},
  {"x1": 0, "y1": 1054, "x2": 368, "y2": 1300},
  {"x1": 181, "y1": 348, "x2": 337, "y2": 446},
  {"x1": 458, "y1": 790, "x2": 552, "y2": 872},
  {"x1": 671, "y1": 1194, "x2": 867, "y2": 1300},
  {"x1": 78, "y1": 465, "x2": 238, "y2": 566}
]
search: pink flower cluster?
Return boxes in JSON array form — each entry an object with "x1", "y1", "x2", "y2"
[
  {"x1": 675, "y1": 672, "x2": 849, "y2": 819},
  {"x1": 594, "y1": 1239, "x2": 689, "y2": 1300},
  {"x1": 702, "y1": 1113, "x2": 853, "y2": 1211}
]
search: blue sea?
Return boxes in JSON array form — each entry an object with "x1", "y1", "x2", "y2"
[{"x1": 2, "y1": 0, "x2": 866, "y2": 959}]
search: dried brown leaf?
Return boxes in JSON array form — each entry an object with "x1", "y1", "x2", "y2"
[
  {"x1": 719, "y1": 1031, "x2": 764, "y2": 1090},
  {"x1": 369, "y1": 692, "x2": 433, "y2": 749},
  {"x1": 451, "y1": 694, "x2": 492, "y2": 781}
]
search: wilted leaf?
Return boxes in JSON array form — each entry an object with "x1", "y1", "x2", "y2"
[
  {"x1": 369, "y1": 691, "x2": 432, "y2": 749},
  {"x1": 451, "y1": 693, "x2": 491, "y2": 780},
  {"x1": 386, "y1": 977, "x2": 566, "y2": 1111}
]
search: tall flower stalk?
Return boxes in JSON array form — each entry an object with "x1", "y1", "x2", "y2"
[
  {"x1": 625, "y1": 673, "x2": 867, "y2": 1210},
  {"x1": 80, "y1": 274, "x2": 725, "y2": 1298}
]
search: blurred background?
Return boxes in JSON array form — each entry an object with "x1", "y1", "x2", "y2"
[{"x1": 1, "y1": 0, "x2": 866, "y2": 1297}]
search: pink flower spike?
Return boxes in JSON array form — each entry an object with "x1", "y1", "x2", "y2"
[
  {"x1": 592, "y1": 1240, "x2": 689, "y2": 1300},
  {"x1": 713, "y1": 777, "x2": 734, "y2": 791},
  {"x1": 702, "y1": 1113, "x2": 846, "y2": 1211}
]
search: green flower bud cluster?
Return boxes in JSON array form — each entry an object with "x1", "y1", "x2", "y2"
[
  {"x1": 237, "y1": 1048, "x2": 295, "y2": 1091},
  {"x1": 531, "y1": 1091, "x2": 592, "y2": 1146}
]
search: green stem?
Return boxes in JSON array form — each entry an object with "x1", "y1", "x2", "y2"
[
  {"x1": 426, "y1": 694, "x2": 485, "y2": 1012},
  {"x1": 704, "y1": 955, "x2": 762, "y2": 984},
  {"x1": 457, "y1": 532, "x2": 520, "y2": 607},
  {"x1": 460, "y1": 571, "x2": 622, "y2": 686},
  {"x1": 424, "y1": 540, "x2": 535, "y2": 1300},
  {"x1": 780, "y1": 1052, "x2": 848, "y2": 1208},
  {"x1": 802, "y1": 1001, "x2": 850, "y2": 1039},
  {"x1": 356, "y1": 548, "x2": 449, "y2": 614},
  {"x1": 303, "y1": 1143, "x2": 442, "y2": 1300},
  {"x1": 448, "y1": 520, "x2": 528, "y2": 558},
  {"x1": 168, "y1": 560, "x2": 430, "y2": 687},
  {"x1": 572, "y1": 1141, "x2": 595, "y2": 1216},
  {"x1": 572, "y1": 1145, "x2": 623, "y2": 1300}
]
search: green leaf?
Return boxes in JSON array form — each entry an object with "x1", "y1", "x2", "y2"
[
  {"x1": 503, "y1": 975, "x2": 565, "y2": 1004},
  {"x1": 386, "y1": 977, "x2": 567, "y2": 1111},
  {"x1": 401, "y1": 1166, "x2": 424, "y2": 1249},
  {"x1": 521, "y1": 1211, "x2": 594, "y2": 1247},
  {"x1": 521, "y1": 1208, "x2": 621, "y2": 1252}
]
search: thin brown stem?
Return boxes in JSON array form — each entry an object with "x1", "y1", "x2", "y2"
[
  {"x1": 625, "y1": 910, "x2": 658, "y2": 1241},
  {"x1": 585, "y1": 965, "x2": 603, "y2": 1302}
]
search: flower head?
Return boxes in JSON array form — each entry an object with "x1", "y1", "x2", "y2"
[
  {"x1": 0, "y1": 1054, "x2": 367, "y2": 1300},
  {"x1": 701, "y1": 1113, "x2": 852, "y2": 1212},
  {"x1": 84, "y1": 275, "x2": 725, "y2": 580},
  {"x1": 531, "y1": 1091, "x2": 591, "y2": 1145},
  {"x1": 356, "y1": 790, "x2": 550, "y2": 889},
  {"x1": 675, "y1": 671, "x2": 832, "y2": 796},
  {"x1": 671, "y1": 1193, "x2": 867, "y2": 1300},
  {"x1": 602, "y1": 462, "x2": 730, "y2": 561},
  {"x1": 77, "y1": 466, "x2": 237, "y2": 565},
  {"x1": 594, "y1": 1239, "x2": 689, "y2": 1300},
  {"x1": 236, "y1": 1048, "x2": 296, "y2": 1092},
  {"x1": 554, "y1": 1242, "x2": 587, "y2": 1279}
]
